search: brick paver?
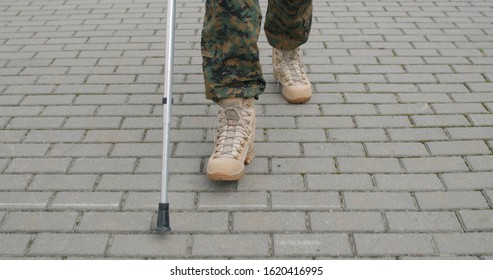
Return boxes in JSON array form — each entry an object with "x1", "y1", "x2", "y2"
[{"x1": 0, "y1": 0, "x2": 492, "y2": 259}]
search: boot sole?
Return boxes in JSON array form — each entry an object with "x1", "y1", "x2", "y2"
[
  {"x1": 207, "y1": 147, "x2": 255, "y2": 181},
  {"x1": 207, "y1": 170, "x2": 245, "y2": 181},
  {"x1": 282, "y1": 93, "x2": 311, "y2": 104},
  {"x1": 273, "y1": 71, "x2": 311, "y2": 104}
]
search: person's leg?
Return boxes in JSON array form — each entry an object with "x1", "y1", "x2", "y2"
[
  {"x1": 265, "y1": 0, "x2": 313, "y2": 103},
  {"x1": 201, "y1": 0, "x2": 262, "y2": 180},
  {"x1": 201, "y1": 0, "x2": 266, "y2": 102},
  {"x1": 264, "y1": 0, "x2": 313, "y2": 50}
]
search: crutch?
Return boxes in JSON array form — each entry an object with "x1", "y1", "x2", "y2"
[{"x1": 156, "y1": 0, "x2": 176, "y2": 233}]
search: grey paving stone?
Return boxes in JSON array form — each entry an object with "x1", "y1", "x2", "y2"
[
  {"x1": 21, "y1": 95, "x2": 74, "y2": 105},
  {"x1": 272, "y1": 158, "x2": 336, "y2": 174},
  {"x1": 0, "y1": 95, "x2": 24, "y2": 106},
  {"x1": 74, "y1": 94, "x2": 127, "y2": 105},
  {"x1": 171, "y1": 212, "x2": 229, "y2": 233},
  {"x1": 244, "y1": 157, "x2": 269, "y2": 174},
  {"x1": 465, "y1": 156, "x2": 493, "y2": 172},
  {"x1": 0, "y1": 234, "x2": 31, "y2": 256},
  {"x1": 377, "y1": 104, "x2": 434, "y2": 115},
  {"x1": 447, "y1": 127, "x2": 493, "y2": 140},
  {"x1": 97, "y1": 174, "x2": 160, "y2": 191},
  {"x1": 28, "y1": 233, "x2": 109, "y2": 256},
  {"x1": 433, "y1": 103, "x2": 488, "y2": 114},
  {"x1": 70, "y1": 158, "x2": 136, "y2": 173},
  {"x1": 0, "y1": 130, "x2": 26, "y2": 143},
  {"x1": 55, "y1": 84, "x2": 106, "y2": 94},
  {"x1": 109, "y1": 234, "x2": 189, "y2": 257},
  {"x1": 4, "y1": 85, "x2": 55, "y2": 94},
  {"x1": 402, "y1": 157, "x2": 469, "y2": 173},
  {"x1": 123, "y1": 191, "x2": 194, "y2": 211},
  {"x1": 0, "y1": 144, "x2": 50, "y2": 157},
  {"x1": 387, "y1": 73, "x2": 436, "y2": 83},
  {"x1": 297, "y1": 116, "x2": 354, "y2": 128},
  {"x1": 374, "y1": 174, "x2": 444, "y2": 191},
  {"x1": 310, "y1": 212, "x2": 385, "y2": 232},
  {"x1": 111, "y1": 143, "x2": 161, "y2": 157},
  {"x1": 198, "y1": 192, "x2": 268, "y2": 211},
  {"x1": 136, "y1": 158, "x2": 201, "y2": 174},
  {"x1": 264, "y1": 104, "x2": 321, "y2": 116},
  {"x1": 307, "y1": 174, "x2": 374, "y2": 190},
  {"x1": 29, "y1": 174, "x2": 97, "y2": 191},
  {"x1": 344, "y1": 192, "x2": 416, "y2": 210},
  {"x1": 355, "y1": 116, "x2": 412, "y2": 128},
  {"x1": 144, "y1": 129, "x2": 204, "y2": 143},
  {"x1": 411, "y1": 115, "x2": 471, "y2": 127},
  {"x1": 271, "y1": 192, "x2": 341, "y2": 210},
  {"x1": 274, "y1": 234, "x2": 352, "y2": 257},
  {"x1": 386, "y1": 211, "x2": 462, "y2": 232},
  {"x1": 267, "y1": 129, "x2": 327, "y2": 142},
  {"x1": 77, "y1": 212, "x2": 153, "y2": 232},
  {"x1": 365, "y1": 142, "x2": 429, "y2": 157},
  {"x1": 237, "y1": 175, "x2": 304, "y2": 191},
  {"x1": 388, "y1": 128, "x2": 448, "y2": 141},
  {"x1": 6, "y1": 158, "x2": 72, "y2": 173},
  {"x1": 192, "y1": 234, "x2": 270, "y2": 257},
  {"x1": 64, "y1": 117, "x2": 122, "y2": 129},
  {"x1": 322, "y1": 104, "x2": 377, "y2": 116},
  {"x1": 254, "y1": 143, "x2": 301, "y2": 157},
  {"x1": 23, "y1": 130, "x2": 85, "y2": 143},
  {"x1": 49, "y1": 192, "x2": 123, "y2": 210},
  {"x1": 0, "y1": 192, "x2": 52, "y2": 211},
  {"x1": 354, "y1": 234, "x2": 435, "y2": 256},
  {"x1": 7, "y1": 117, "x2": 65, "y2": 129},
  {"x1": 338, "y1": 157, "x2": 402, "y2": 173},
  {"x1": 329, "y1": 128, "x2": 388, "y2": 142},
  {"x1": 0, "y1": 175, "x2": 31, "y2": 191},
  {"x1": 97, "y1": 105, "x2": 152, "y2": 116},
  {"x1": 168, "y1": 175, "x2": 236, "y2": 192},
  {"x1": 0, "y1": 106, "x2": 43, "y2": 117},
  {"x1": 2, "y1": 212, "x2": 78, "y2": 232},
  {"x1": 426, "y1": 141, "x2": 491, "y2": 156},
  {"x1": 346, "y1": 93, "x2": 398, "y2": 104},
  {"x1": 303, "y1": 143, "x2": 365, "y2": 157},
  {"x1": 441, "y1": 172, "x2": 493, "y2": 190},
  {"x1": 41, "y1": 105, "x2": 97, "y2": 117},
  {"x1": 415, "y1": 191, "x2": 489, "y2": 210},
  {"x1": 234, "y1": 212, "x2": 306, "y2": 232},
  {"x1": 399, "y1": 93, "x2": 453, "y2": 103},
  {"x1": 434, "y1": 233, "x2": 493, "y2": 255},
  {"x1": 84, "y1": 129, "x2": 145, "y2": 143},
  {"x1": 459, "y1": 210, "x2": 493, "y2": 231},
  {"x1": 122, "y1": 117, "x2": 171, "y2": 129},
  {"x1": 48, "y1": 144, "x2": 111, "y2": 157},
  {"x1": 453, "y1": 93, "x2": 493, "y2": 103},
  {"x1": 469, "y1": 114, "x2": 493, "y2": 126}
]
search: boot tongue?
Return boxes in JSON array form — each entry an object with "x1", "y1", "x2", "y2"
[
  {"x1": 219, "y1": 97, "x2": 244, "y2": 120},
  {"x1": 220, "y1": 97, "x2": 244, "y2": 107}
]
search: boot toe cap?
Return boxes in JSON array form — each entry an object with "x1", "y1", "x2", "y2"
[
  {"x1": 282, "y1": 84, "x2": 312, "y2": 103},
  {"x1": 206, "y1": 157, "x2": 245, "y2": 181}
]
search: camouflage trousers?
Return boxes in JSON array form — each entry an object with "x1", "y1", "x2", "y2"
[{"x1": 201, "y1": 0, "x2": 313, "y2": 101}]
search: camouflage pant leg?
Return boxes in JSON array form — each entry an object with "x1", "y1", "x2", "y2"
[
  {"x1": 265, "y1": 0, "x2": 313, "y2": 50},
  {"x1": 201, "y1": 0, "x2": 266, "y2": 101}
]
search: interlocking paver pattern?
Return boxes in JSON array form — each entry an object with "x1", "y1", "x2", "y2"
[{"x1": 1, "y1": 0, "x2": 492, "y2": 259}]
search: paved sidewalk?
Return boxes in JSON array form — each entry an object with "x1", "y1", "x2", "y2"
[{"x1": 1, "y1": 0, "x2": 493, "y2": 259}]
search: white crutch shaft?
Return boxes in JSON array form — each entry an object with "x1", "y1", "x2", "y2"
[{"x1": 157, "y1": 0, "x2": 176, "y2": 233}]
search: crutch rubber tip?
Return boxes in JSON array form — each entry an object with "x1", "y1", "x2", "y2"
[{"x1": 156, "y1": 203, "x2": 171, "y2": 233}]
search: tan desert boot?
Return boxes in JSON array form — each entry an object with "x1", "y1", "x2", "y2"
[
  {"x1": 272, "y1": 47, "x2": 312, "y2": 103},
  {"x1": 206, "y1": 97, "x2": 256, "y2": 181}
]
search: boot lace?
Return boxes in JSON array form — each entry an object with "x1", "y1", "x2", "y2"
[
  {"x1": 211, "y1": 104, "x2": 252, "y2": 160},
  {"x1": 277, "y1": 48, "x2": 308, "y2": 86}
]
